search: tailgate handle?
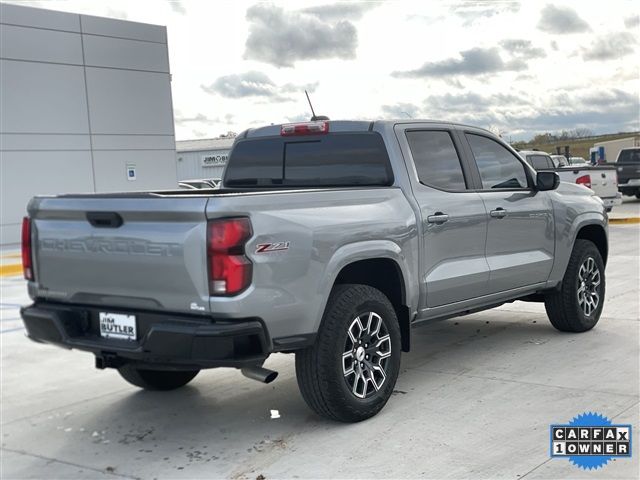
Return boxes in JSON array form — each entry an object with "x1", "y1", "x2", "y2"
[{"x1": 86, "y1": 212, "x2": 123, "y2": 228}]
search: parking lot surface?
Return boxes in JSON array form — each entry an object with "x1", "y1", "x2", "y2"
[{"x1": 1, "y1": 224, "x2": 638, "y2": 479}]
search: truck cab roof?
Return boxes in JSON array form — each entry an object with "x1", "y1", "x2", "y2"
[{"x1": 242, "y1": 119, "x2": 494, "y2": 139}]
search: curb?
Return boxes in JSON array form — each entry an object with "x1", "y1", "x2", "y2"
[
  {"x1": 609, "y1": 217, "x2": 640, "y2": 224},
  {"x1": 0, "y1": 263, "x2": 22, "y2": 277}
]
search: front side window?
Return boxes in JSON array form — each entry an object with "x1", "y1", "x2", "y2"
[
  {"x1": 466, "y1": 134, "x2": 529, "y2": 189},
  {"x1": 406, "y1": 130, "x2": 467, "y2": 190}
]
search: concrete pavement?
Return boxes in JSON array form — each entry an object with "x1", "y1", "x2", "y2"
[{"x1": 0, "y1": 225, "x2": 638, "y2": 479}]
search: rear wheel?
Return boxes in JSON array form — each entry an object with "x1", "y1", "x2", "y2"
[
  {"x1": 295, "y1": 284, "x2": 401, "y2": 422},
  {"x1": 118, "y1": 365, "x2": 199, "y2": 390},
  {"x1": 544, "y1": 239, "x2": 605, "y2": 332}
]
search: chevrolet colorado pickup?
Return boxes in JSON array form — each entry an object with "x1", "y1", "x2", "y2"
[{"x1": 21, "y1": 120, "x2": 609, "y2": 422}]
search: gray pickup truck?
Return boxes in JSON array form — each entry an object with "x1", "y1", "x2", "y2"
[{"x1": 21, "y1": 120, "x2": 608, "y2": 422}]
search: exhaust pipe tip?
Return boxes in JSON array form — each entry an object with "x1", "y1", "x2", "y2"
[{"x1": 241, "y1": 366, "x2": 278, "y2": 384}]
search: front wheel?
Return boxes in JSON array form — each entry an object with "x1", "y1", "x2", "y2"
[
  {"x1": 544, "y1": 239, "x2": 605, "y2": 332},
  {"x1": 118, "y1": 365, "x2": 199, "y2": 390},
  {"x1": 295, "y1": 284, "x2": 402, "y2": 422}
]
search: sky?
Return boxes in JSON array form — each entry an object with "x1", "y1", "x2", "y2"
[{"x1": 5, "y1": 0, "x2": 640, "y2": 141}]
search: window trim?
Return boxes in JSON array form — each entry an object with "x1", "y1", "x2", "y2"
[
  {"x1": 461, "y1": 131, "x2": 535, "y2": 191},
  {"x1": 404, "y1": 128, "x2": 472, "y2": 193}
]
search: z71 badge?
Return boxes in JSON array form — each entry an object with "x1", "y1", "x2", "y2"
[{"x1": 255, "y1": 242, "x2": 290, "y2": 253}]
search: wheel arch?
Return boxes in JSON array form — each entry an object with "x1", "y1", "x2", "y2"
[
  {"x1": 317, "y1": 241, "x2": 417, "y2": 352},
  {"x1": 575, "y1": 223, "x2": 608, "y2": 265},
  {"x1": 334, "y1": 258, "x2": 411, "y2": 352}
]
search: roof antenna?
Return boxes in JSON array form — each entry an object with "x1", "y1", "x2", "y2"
[{"x1": 305, "y1": 90, "x2": 329, "y2": 121}]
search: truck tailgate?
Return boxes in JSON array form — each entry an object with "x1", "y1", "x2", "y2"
[
  {"x1": 589, "y1": 168, "x2": 618, "y2": 200},
  {"x1": 557, "y1": 167, "x2": 618, "y2": 199},
  {"x1": 29, "y1": 196, "x2": 210, "y2": 314}
]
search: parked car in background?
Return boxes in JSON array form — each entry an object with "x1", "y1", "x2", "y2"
[
  {"x1": 615, "y1": 147, "x2": 640, "y2": 198},
  {"x1": 178, "y1": 178, "x2": 221, "y2": 190},
  {"x1": 550, "y1": 154, "x2": 568, "y2": 167},
  {"x1": 519, "y1": 150, "x2": 621, "y2": 212}
]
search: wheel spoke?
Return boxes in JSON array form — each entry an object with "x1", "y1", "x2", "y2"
[
  {"x1": 370, "y1": 364, "x2": 386, "y2": 391},
  {"x1": 342, "y1": 311, "x2": 392, "y2": 399},
  {"x1": 342, "y1": 351, "x2": 354, "y2": 376}
]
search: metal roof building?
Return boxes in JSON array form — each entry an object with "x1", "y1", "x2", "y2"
[{"x1": 176, "y1": 137, "x2": 234, "y2": 182}]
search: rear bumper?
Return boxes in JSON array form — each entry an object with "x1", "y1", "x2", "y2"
[
  {"x1": 20, "y1": 302, "x2": 270, "y2": 369},
  {"x1": 602, "y1": 193, "x2": 623, "y2": 208}
]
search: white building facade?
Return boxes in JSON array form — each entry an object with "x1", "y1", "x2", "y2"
[
  {"x1": 176, "y1": 137, "x2": 234, "y2": 182},
  {"x1": 0, "y1": 3, "x2": 177, "y2": 244}
]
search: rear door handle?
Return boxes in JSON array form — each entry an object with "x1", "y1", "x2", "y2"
[
  {"x1": 490, "y1": 208, "x2": 507, "y2": 218},
  {"x1": 427, "y1": 212, "x2": 449, "y2": 224}
]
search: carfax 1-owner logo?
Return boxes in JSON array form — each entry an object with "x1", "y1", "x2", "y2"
[{"x1": 550, "y1": 412, "x2": 633, "y2": 470}]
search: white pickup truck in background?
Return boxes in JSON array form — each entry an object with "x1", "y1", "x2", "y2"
[{"x1": 519, "y1": 150, "x2": 622, "y2": 212}]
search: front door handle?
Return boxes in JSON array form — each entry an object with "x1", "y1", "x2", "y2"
[
  {"x1": 490, "y1": 208, "x2": 507, "y2": 219},
  {"x1": 427, "y1": 212, "x2": 449, "y2": 224}
]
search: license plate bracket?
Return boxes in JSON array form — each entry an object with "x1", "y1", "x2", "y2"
[{"x1": 99, "y1": 312, "x2": 137, "y2": 341}]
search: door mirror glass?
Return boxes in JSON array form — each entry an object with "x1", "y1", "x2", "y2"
[{"x1": 536, "y1": 171, "x2": 560, "y2": 191}]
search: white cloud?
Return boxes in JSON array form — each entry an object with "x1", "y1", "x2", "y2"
[{"x1": 4, "y1": 0, "x2": 637, "y2": 141}]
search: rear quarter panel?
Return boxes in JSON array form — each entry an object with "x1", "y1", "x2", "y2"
[{"x1": 204, "y1": 188, "x2": 419, "y2": 344}]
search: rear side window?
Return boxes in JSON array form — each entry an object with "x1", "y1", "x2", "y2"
[
  {"x1": 406, "y1": 130, "x2": 467, "y2": 190},
  {"x1": 224, "y1": 133, "x2": 393, "y2": 187},
  {"x1": 527, "y1": 154, "x2": 554, "y2": 170},
  {"x1": 466, "y1": 134, "x2": 528, "y2": 189}
]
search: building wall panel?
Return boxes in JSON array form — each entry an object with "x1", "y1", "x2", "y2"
[
  {"x1": 85, "y1": 67, "x2": 174, "y2": 135},
  {"x1": 82, "y1": 34, "x2": 169, "y2": 72},
  {"x1": 0, "y1": 59, "x2": 89, "y2": 134},
  {"x1": 0, "y1": 24, "x2": 83, "y2": 65}
]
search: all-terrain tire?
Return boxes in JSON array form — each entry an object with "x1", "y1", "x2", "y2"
[
  {"x1": 118, "y1": 365, "x2": 199, "y2": 390},
  {"x1": 295, "y1": 284, "x2": 402, "y2": 422},
  {"x1": 544, "y1": 239, "x2": 605, "y2": 332}
]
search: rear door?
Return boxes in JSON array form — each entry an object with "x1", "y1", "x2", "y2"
[
  {"x1": 459, "y1": 131, "x2": 555, "y2": 294},
  {"x1": 395, "y1": 124, "x2": 489, "y2": 309},
  {"x1": 31, "y1": 196, "x2": 210, "y2": 314}
]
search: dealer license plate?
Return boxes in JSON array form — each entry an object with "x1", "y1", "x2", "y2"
[{"x1": 99, "y1": 312, "x2": 137, "y2": 340}]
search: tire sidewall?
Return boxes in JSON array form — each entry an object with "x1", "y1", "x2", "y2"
[
  {"x1": 568, "y1": 243, "x2": 606, "y2": 329},
  {"x1": 323, "y1": 288, "x2": 402, "y2": 417}
]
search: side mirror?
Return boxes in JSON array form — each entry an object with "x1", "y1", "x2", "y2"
[{"x1": 536, "y1": 171, "x2": 560, "y2": 191}]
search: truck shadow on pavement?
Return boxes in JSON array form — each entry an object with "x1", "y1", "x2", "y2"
[{"x1": 59, "y1": 312, "x2": 591, "y2": 472}]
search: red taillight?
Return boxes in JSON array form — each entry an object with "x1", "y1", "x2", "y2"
[
  {"x1": 576, "y1": 175, "x2": 592, "y2": 188},
  {"x1": 21, "y1": 217, "x2": 33, "y2": 280},
  {"x1": 207, "y1": 218, "x2": 252, "y2": 295},
  {"x1": 281, "y1": 121, "x2": 329, "y2": 136}
]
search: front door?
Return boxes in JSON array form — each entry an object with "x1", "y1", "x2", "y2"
[{"x1": 461, "y1": 132, "x2": 555, "y2": 293}]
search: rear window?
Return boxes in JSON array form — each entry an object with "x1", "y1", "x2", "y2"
[
  {"x1": 527, "y1": 154, "x2": 554, "y2": 170},
  {"x1": 618, "y1": 149, "x2": 640, "y2": 163},
  {"x1": 224, "y1": 133, "x2": 393, "y2": 187}
]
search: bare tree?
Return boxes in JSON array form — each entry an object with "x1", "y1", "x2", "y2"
[{"x1": 574, "y1": 128, "x2": 593, "y2": 138}]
